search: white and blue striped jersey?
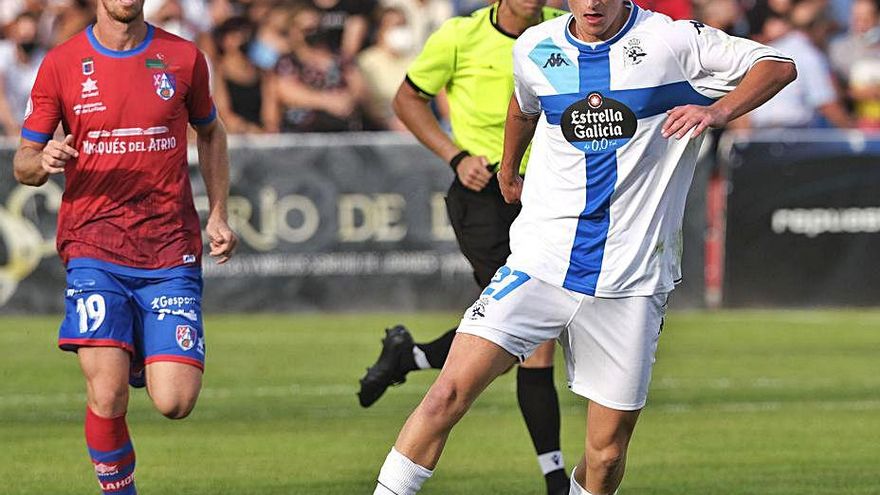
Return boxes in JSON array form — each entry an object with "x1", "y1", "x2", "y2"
[{"x1": 507, "y1": 4, "x2": 793, "y2": 297}]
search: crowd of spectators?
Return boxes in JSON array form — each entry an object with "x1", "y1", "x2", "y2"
[{"x1": 0, "y1": 0, "x2": 877, "y2": 136}]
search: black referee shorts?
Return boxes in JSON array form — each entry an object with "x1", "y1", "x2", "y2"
[{"x1": 445, "y1": 174, "x2": 522, "y2": 288}]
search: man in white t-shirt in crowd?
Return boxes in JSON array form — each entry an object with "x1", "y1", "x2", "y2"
[
  {"x1": 0, "y1": 12, "x2": 45, "y2": 136},
  {"x1": 747, "y1": 11, "x2": 853, "y2": 128},
  {"x1": 371, "y1": 1, "x2": 796, "y2": 494}
]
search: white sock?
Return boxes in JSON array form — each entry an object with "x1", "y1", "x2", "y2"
[
  {"x1": 412, "y1": 346, "x2": 431, "y2": 370},
  {"x1": 570, "y1": 466, "x2": 591, "y2": 495},
  {"x1": 569, "y1": 466, "x2": 619, "y2": 495},
  {"x1": 537, "y1": 450, "x2": 565, "y2": 474},
  {"x1": 374, "y1": 447, "x2": 433, "y2": 495}
]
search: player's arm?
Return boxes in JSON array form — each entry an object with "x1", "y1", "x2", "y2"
[
  {"x1": 394, "y1": 18, "x2": 493, "y2": 192},
  {"x1": 13, "y1": 134, "x2": 79, "y2": 186},
  {"x1": 192, "y1": 118, "x2": 237, "y2": 264},
  {"x1": 662, "y1": 59, "x2": 797, "y2": 139},
  {"x1": 662, "y1": 22, "x2": 797, "y2": 139},
  {"x1": 498, "y1": 95, "x2": 538, "y2": 204},
  {"x1": 189, "y1": 48, "x2": 237, "y2": 263},
  {"x1": 14, "y1": 53, "x2": 68, "y2": 186},
  {"x1": 393, "y1": 83, "x2": 493, "y2": 192}
]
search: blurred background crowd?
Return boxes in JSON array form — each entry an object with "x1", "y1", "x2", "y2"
[{"x1": 0, "y1": 0, "x2": 877, "y2": 137}]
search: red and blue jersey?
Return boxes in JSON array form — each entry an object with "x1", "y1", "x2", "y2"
[{"x1": 22, "y1": 24, "x2": 216, "y2": 269}]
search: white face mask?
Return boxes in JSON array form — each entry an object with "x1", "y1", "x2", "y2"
[{"x1": 385, "y1": 27, "x2": 415, "y2": 55}]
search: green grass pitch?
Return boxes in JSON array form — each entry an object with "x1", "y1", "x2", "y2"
[{"x1": 1, "y1": 311, "x2": 879, "y2": 494}]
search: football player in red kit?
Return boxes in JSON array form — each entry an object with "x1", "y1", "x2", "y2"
[{"x1": 12, "y1": 0, "x2": 237, "y2": 492}]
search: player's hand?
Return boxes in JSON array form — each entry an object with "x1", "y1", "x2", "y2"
[
  {"x1": 41, "y1": 134, "x2": 79, "y2": 174},
  {"x1": 456, "y1": 155, "x2": 493, "y2": 192},
  {"x1": 206, "y1": 216, "x2": 237, "y2": 264},
  {"x1": 498, "y1": 171, "x2": 523, "y2": 204},
  {"x1": 662, "y1": 104, "x2": 730, "y2": 140}
]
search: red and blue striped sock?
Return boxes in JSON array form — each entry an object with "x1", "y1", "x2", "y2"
[{"x1": 85, "y1": 407, "x2": 137, "y2": 495}]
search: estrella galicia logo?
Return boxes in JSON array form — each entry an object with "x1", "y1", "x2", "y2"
[
  {"x1": 562, "y1": 92, "x2": 637, "y2": 152},
  {"x1": 543, "y1": 53, "x2": 570, "y2": 68}
]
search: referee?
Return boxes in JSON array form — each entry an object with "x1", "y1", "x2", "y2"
[{"x1": 357, "y1": 1, "x2": 569, "y2": 494}]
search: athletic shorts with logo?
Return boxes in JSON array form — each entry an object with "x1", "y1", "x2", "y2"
[
  {"x1": 457, "y1": 266, "x2": 668, "y2": 411},
  {"x1": 58, "y1": 258, "x2": 206, "y2": 370}
]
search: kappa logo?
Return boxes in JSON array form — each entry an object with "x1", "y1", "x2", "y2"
[
  {"x1": 551, "y1": 453, "x2": 562, "y2": 466},
  {"x1": 543, "y1": 52, "x2": 570, "y2": 68},
  {"x1": 623, "y1": 38, "x2": 646, "y2": 66},
  {"x1": 176, "y1": 325, "x2": 197, "y2": 351},
  {"x1": 153, "y1": 72, "x2": 176, "y2": 101}
]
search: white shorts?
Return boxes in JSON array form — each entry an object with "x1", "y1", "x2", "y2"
[{"x1": 456, "y1": 267, "x2": 669, "y2": 411}]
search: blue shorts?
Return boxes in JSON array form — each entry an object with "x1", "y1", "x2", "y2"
[{"x1": 58, "y1": 258, "x2": 205, "y2": 370}]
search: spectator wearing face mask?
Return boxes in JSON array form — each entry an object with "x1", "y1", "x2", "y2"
[
  {"x1": 358, "y1": 7, "x2": 415, "y2": 130},
  {"x1": 212, "y1": 16, "x2": 280, "y2": 134},
  {"x1": 0, "y1": 12, "x2": 45, "y2": 137},
  {"x1": 248, "y1": 4, "x2": 292, "y2": 71},
  {"x1": 274, "y1": 3, "x2": 367, "y2": 132},
  {"x1": 830, "y1": 0, "x2": 880, "y2": 128}
]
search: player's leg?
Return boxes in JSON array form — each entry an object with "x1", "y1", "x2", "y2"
[
  {"x1": 519, "y1": 341, "x2": 568, "y2": 494},
  {"x1": 374, "y1": 272, "x2": 577, "y2": 494},
  {"x1": 135, "y1": 268, "x2": 206, "y2": 419},
  {"x1": 79, "y1": 348, "x2": 139, "y2": 495},
  {"x1": 467, "y1": 176, "x2": 568, "y2": 494},
  {"x1": 59, "y1": 266, "x2": 139, "y2": 495},
  {"x1": 145, "y1": 362, "x2": 203, "y2": 419},
  {"x1": 358, "y1": 176, "x2": 512, "y2": 407},
  {"x1": 561, "y1": 293, "x2": 669, "y2": 495},
  {"x1": 374, "y1": 333, "x2": 517, "y2": 494},
  {"x1": 569, "y1": 404, "x2": 641, "y2": 495}
]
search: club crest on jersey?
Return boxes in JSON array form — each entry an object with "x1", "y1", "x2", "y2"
[
  {"x1": 81, "y1": 57, "x2": 94, "y2": 75},
  {"x1": 176, "y1": 325, "x2": 197, "y2": 351},
  {"x1": 562, "y1": 92, "x2": 638, "y2": 153},
  {"x1": 153, "y1": 72, "x2": 176, "y2": 101},
  {"x1": 623, "y1": 38, "x2": 646, "y2": 66}
]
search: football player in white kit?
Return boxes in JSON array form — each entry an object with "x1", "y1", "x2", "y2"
[{"x1": 372, "y1": 1, "x2": 796, "y2": 494}]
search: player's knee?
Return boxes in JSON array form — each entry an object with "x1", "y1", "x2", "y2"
[
  {"x1": 421, "y1": 381, "x2": 468, "y2": 421},
  {"x1": 586, "y1": 442, "x2": 626, "y2": 473},
  {"x1": 88, "y1": 386, "x2": 129, "y2": 418},
  {"x1": 152, "y1": 394, "x2": 198, "y2": 420}
]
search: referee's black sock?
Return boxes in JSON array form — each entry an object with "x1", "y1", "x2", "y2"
[
  {"x1": 517, "y1": 366, "x2": 568, "y2": 494},
  {"x1": 413, "y1": 327, "x2": 456, "y2": 369}
]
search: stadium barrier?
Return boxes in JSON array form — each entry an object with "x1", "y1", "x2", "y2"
[
  {"x1": 6, "y1": 130, "x2": 874, "y2": 313},
  {"x1": 718, "y1": 129, "x2": 880, "y2": 307}
]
